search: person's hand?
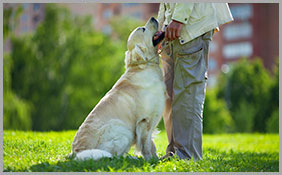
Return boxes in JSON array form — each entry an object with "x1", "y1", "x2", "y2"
[{"x1": 165, "y1": 20, "x2": 183, "y2": 41}]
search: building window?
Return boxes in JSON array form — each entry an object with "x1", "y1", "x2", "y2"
[
  {"x1": 230, "y1": 4, "x2": 253, "y2": 21},
  {"x1": 33, "y1": 4, "x2": 41, "y2": 11},
  {"x1": 223, "y1": 42, "x2": 253, "y2": 59},
  {"x1": 208, "y1": 57, "x2": 217, "y2": 71},
  {"x1": 131, "y1": 12, "x2": 142, "y2": 19},
  {"x1": 223, "y1": 22, "x2": 252, "y2": 41},
  {"x1": 122, "y1": 3, "x2": 140, "y2": 7},
  {"x1": 22, "y1": 3, "x2": 29, "y2": 10},
  {"x1": 21, "y1": 13, "x2": 28, "y2": 23},
  {"x1": 209, "y1": 41, "x2": 218, "y2": 53},
  {"x1": 103, "y1": 9, "x2": 112, "y2": 19},
  {"x1": 33, "y1": 15, "x2": 40, "y2": 24}
]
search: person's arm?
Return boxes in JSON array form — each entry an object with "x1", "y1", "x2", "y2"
[
  {"x1": 171, "y1": 3, "x2": 194, "y2": 24},
  {"x1": 166, "y1": 3, "x2": 194, "y2": 41}
]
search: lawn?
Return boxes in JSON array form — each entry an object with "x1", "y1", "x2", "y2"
[{"x1": 3, "y1": 130, "x2": 279, "y2": 172}]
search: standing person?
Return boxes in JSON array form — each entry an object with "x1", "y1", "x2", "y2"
[{"x1": 156, "y1": 3, "x2": 233, "y2": 160}]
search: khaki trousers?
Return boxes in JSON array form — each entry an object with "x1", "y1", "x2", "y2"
[{"x1": 161, "y1": 31, "x2": 213, "y2": 160}]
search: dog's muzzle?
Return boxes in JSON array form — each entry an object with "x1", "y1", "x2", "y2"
[{"x1": 153, "y1": 31, "x2": 165, "y2": 47}]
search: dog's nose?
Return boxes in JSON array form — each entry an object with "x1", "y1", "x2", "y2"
[
  {"x1": 150, "y1": 17, "x2": 158, "y2": 29},
  {"x1": 150, "y1": 17, "x2": 157, "y2": 23}
]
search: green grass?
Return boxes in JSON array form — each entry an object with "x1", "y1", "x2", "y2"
[{"x1": 3, "y1": 130, "x2": 279, "y2": 172}]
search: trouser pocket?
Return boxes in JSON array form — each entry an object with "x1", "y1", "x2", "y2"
[
  {"x1": 173, "y1": 37, "x2": 208, "y2": 116},
  {"x1": 176, "y1": 39, "x2": 208, "y2": 89}
]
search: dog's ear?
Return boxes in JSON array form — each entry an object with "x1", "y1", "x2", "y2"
[
  {"x1": 124, "y1": 44, "x2": 147, "y2": 68},
  {"x1": 124, "y1": 51, "x2": 131, "y2": 68},
  {"x1": 132, "y1": 44, "x2": 147, "y2": 62}
]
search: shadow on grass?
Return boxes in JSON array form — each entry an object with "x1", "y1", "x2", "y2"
[
  {"x1": 28, "y1": 155, "x2": 159, "y2": 172},
  {"x1": 202, "y1": 148, "x2": 279, "y2": 172},
  {"x1": 13, "y1": 149, "x2": 278, "y2": 172}
]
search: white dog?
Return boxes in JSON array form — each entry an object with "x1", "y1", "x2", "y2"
[{"x1": 72, "y1": 17, "x2": 166, "y2": 161}]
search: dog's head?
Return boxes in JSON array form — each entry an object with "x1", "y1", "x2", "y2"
[{"x1": 125, "y1": 17, "x2": 163, "y2": 68}]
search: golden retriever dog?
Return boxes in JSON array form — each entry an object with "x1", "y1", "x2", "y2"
[{"x1": 72, "y1": 17, "x2": 166, "y2": 161}]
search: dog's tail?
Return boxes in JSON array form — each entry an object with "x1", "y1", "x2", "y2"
[{"x1": 75, "y1": 149, "x2": 112, "y2": 161}]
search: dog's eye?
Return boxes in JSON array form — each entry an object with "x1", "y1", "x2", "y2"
[{"x1": 138, "y1": 27, "x2": 146, "y2": 32}]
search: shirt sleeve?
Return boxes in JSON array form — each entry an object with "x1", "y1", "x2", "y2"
[
  {"x1": 157, "y1": 3, "x2": 165, "y2": 30},
  {"x1": 172, "y1": 3, "x2": 194, "y2": 24}
]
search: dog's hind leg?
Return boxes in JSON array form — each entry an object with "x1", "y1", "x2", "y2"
[
  {"x1": 98, "y1": 120, "x2": 134, "y2": 156},
  {"x1": 136, "y1": 118, "x2": 158, "y2": 160},
  {"x1": 75, "y1": 149, "x2": 112, "y2": 160}
]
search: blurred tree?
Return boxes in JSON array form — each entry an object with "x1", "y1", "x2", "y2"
[
  {"x1": 4, "y1": 5, "x2": 23, "y2": 40},
  {"x1": 203, "y1": 89, "x2": 234, "y2": 134},
  {"x1": 4, "y1": 5, "x2": 32, "y2": 130},
  {"x1": 266, "y1": 58, "x2": 279, "y2": 133},
  {"x1": 266, "y1": 109, "x2": 279, "y2": 133},
  {"x1": 7, "y1": 4, "x2": 125, "y2": 130},
  {"x1": 109, "y1": 16, "x2": 143, "y2": 47},
  {"x1": 218, "y1": 58, "x2": 276, "y2": 132},
  {"x1": 232, "y1": 100, "x2": 256, "y2": 132},
  {"x1": 6, "y1": 4, "x2": 278, "y2": 133},
  {"x1": 3, "y1": 54, "x2": 32, "y2": 130}
]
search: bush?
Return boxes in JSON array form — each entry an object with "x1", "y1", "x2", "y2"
[
  {"x1": 203, "y1": 89, "x2": 234, "y2": 134},
  {"x1": 5, "y1": 4, "x2": 126, "y2": 131},
  {"x1": 3, "y1": 55, "x2": 32, "y2": 130},
  {"x1": 231, "y1": 100, "x2": 255, "y2": 133},
  {"x1": 3, "y1": 92, "x2": 32, "y2": 130},
  {"x1": 109, "y1": 16, "x2": 143, "y2": 44},
  {"x1": 266, "y1": 59, "x2": 279, "y2": 132},
  {"x1": 266, "y1": 109, "x2": 279, "y2": 133},
  {"x1": 221, "y1": 58, "x2": 273, "y2": 132}
]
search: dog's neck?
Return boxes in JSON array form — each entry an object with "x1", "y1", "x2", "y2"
[{"x1": 125, "y1": 52, "x2": 159, "y2": 69}]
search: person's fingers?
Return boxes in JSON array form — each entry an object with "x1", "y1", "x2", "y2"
[
  {"x1": 165, "y1": 27, "x2": 169, "y2": 40},
  {"x1": 168, "y1": 28, "x2": 173, "y2": 41},
  {"x1": 176, "y1": 27, "x2": 181, "y2": 38},
  {"x1": 171, "y1": 28, "x2": 176, "y2": 40},
  {"x1": 166, "y1": 27, "x2": 172, "y2": 41},
  {"x1": 165, "y1": 19, "x2": 184, "y2": 41},
  {"x1": 166, "y1": 25, "x2": 180, "y2": 40}
]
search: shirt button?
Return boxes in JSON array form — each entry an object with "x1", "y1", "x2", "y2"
[
  {"x1": 185, "y1": 18, "x2": 187, "y2": 21},
  {"x1": 180, "y1": 40, "x2": 185, "y2": 43}
]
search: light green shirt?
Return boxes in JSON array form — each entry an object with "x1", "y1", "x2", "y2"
[{"x1": 157, "y1": 3, "x2": 233, "y2": 44}]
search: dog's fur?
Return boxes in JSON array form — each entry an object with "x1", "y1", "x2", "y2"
[{"x1": 71, "y1": 17, "x2": 166, "y2": 161}]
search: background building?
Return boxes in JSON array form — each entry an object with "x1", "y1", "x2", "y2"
[
  {"x1": 4, "y1": 3, "x2": 45, "y2": 35},
  {"x1": 4, "y1": 3, "x2": 45, "y2": 52},
  {"x1": 208, "y1": 3, "x2": 279, "y2": 86},
  {"x1": 4, "y1": 3, "x2": 279, "y2": 87},
  {"x1": 62, "y1": 3, "x2": 159, "y2": 35},
  {"x1": 4, "y1": 3, "x2": 159, "y2": 50}
]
